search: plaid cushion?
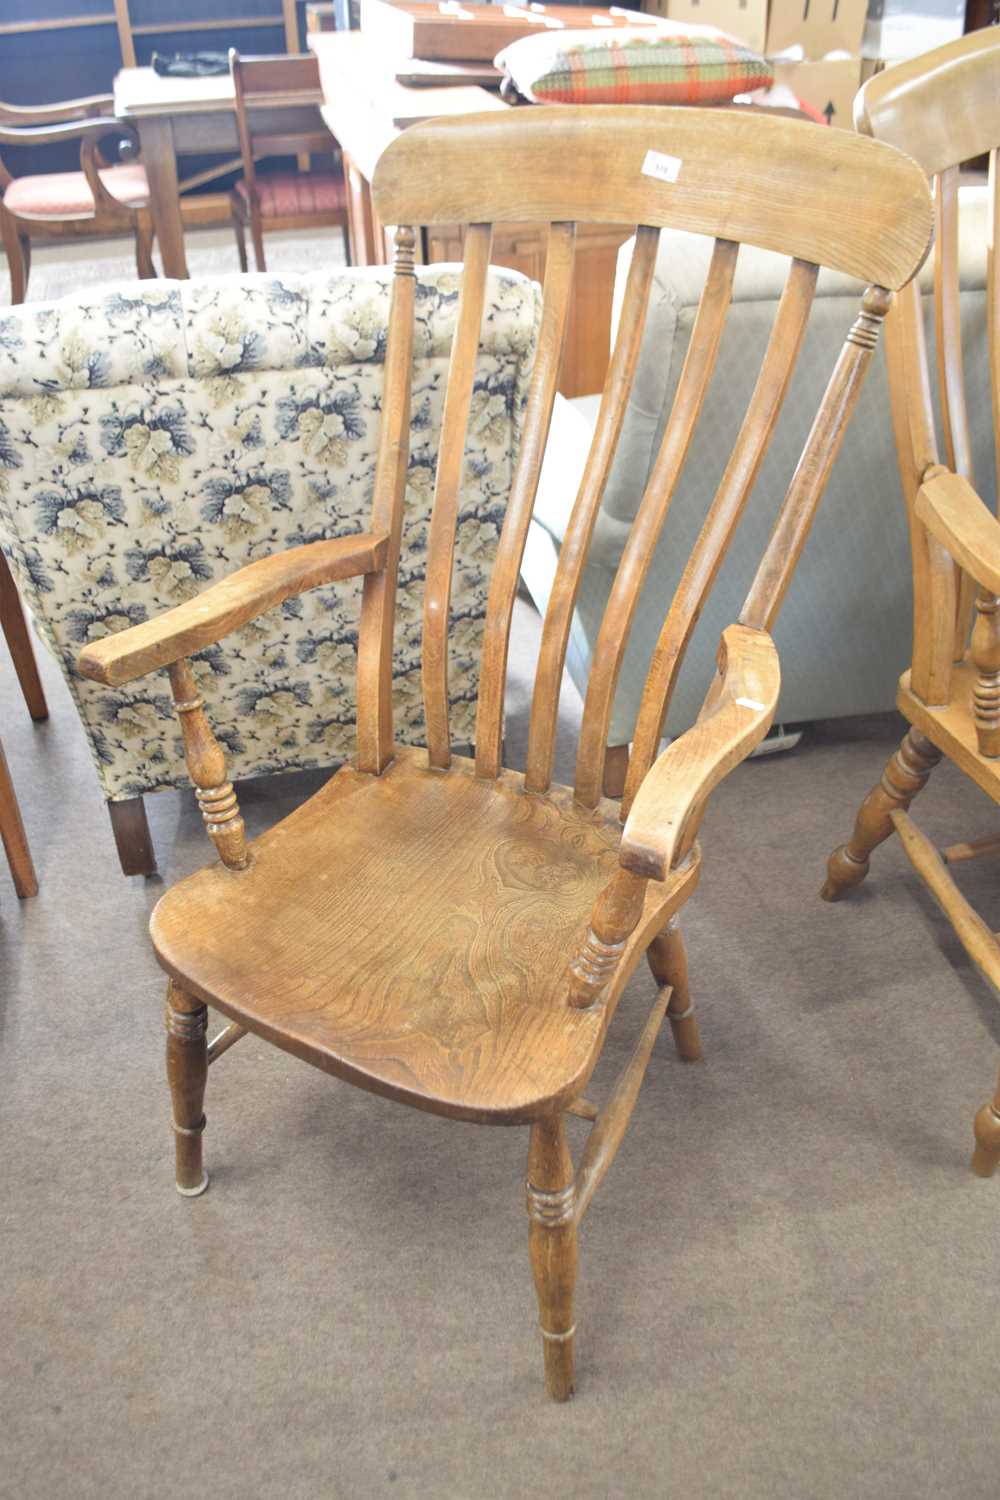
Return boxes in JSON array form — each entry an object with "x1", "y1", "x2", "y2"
[{"x1": 495, "y1": 23, "x2": 773, "y2": 106}]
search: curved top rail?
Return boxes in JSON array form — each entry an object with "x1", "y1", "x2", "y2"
[
  {"x1": 372, "y1": 105, "x2": 933, "y2": 290},
  {"x1": 855, "y1": 26, "x2": 1000, "y2": 178}
]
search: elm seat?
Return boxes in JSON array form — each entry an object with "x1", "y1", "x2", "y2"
[
  {"x1": 234, "y1": 168, "x2": 347, "y2": 219},
  {"x1": 150, "y1": 750, "x2": 699, "y2": 1123},
  {"x1": 3, "y1": 161, "x2": 149, "y2": 220}
]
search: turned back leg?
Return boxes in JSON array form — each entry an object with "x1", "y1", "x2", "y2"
[
  {"x1": 165, "y1": 979, "x2": 209, "y2": 1196},
  {"x1": 526, "y1": 1115, "x2": 577, "y2": 1401},
  {"x1": 107, "y1": 796, "x2": 157, "y2": 877},
  {"x1": 0, "y1": 552, "x2": 47, "y2": 722},
  {"x1": 0, "y1": 738, "x2": 37, "y2": 898},
  {"x1": 647, "y1": 916, "x2": 702, "y2": 1061},
  {"x1": 822, "y1": 728, "x2": 941, "y2": 902}
]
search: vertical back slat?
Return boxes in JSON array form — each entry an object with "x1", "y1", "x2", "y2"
[
  {"x1": 422, "y1": 222, "x2": 493, "y2": 768},
  {"x1": 936, "y1": 164, "x2": 978, "y2": 656},
  {"x1": 738, "y1": 288, "x2": 893, "y2": 629},
  {"x1": 571, "y1": 237, "x2": 739, "y2": 809},
  {"x1": 988, "y1": 148, "x2": 1000, "y2": 513},
  {"x1": 356, "y1": 226, "x2": 417, "y2": 774},
  {"x1": 617, "y1": 258, "x2": 819, "y2": 815},
  {"x1": 474, "y1": 222, "x2": 576, "y2": 780},
  {"x1": 524, "y1": 224, "x2": 660, "y2": 795}
]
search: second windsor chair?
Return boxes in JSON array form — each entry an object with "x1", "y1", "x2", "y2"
[
  {"x1": 77, "y1": 106, "x2": 931, "y2": 1399},
  {"x1": 821, "y1": 27, "x2": 1000, "y2": 1179}
]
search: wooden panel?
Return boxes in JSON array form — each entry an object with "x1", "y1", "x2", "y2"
[{"x1": 373, "y1": 106, "x2": 933, "y2": 290}]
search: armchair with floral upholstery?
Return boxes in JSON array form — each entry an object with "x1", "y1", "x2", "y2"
[{"x1": 0, "y1": 266, "x2": 540, "y2": 874}]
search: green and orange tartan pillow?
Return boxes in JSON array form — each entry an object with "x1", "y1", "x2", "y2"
[{"x1": 494, "y1": 22, "x2": 773, "y2": 106}]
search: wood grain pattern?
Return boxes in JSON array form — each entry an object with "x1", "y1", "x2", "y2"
[
  {"x1": 574, "y1": 237, "x2": 739, "y2": 810},
  {"x1": 150, "y1": 750, "x2": 700, "y2": 1124},
  {"x1": 79, "y1": 533, "x2": 387, "y2": 688},
  {"x1": 422, "y1": 222, "x2": 492, "y2": 769},
  {"x1": 372, "y1": 107, "x2": 932, "y2": 291},
  {"x1": 475, "y1": 222, "x2": 575, "y2": 780},
  {"x1": 916, "y1": 471, "x2": 1000, "y2": 596}
]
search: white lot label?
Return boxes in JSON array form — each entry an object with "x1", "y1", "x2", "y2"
[
  {"x1": 735, "y1": 697, "x2": 766, "y2": 712},
  {"x1": 641, "y1": 149, "x2": 682, "y2": 185}
]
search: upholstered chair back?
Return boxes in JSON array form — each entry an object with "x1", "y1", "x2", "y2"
[{"x1": 0, "y1": 268, "x2": 540, "y2": 802}]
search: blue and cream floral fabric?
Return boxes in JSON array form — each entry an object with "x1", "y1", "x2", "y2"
[{"x1": 0, "y1": 268, "x2": 541, "y2": 801}]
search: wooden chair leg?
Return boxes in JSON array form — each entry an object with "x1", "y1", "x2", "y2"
[
  {"x1": 341, "y1": 222, "x2": 351, "y2": 267},
  {"x1": 526, "y1": 1115, "x2": 577, "y2": 1401},
  {"x1": 0, "y1": 737, "x2": 37, "y2": 898},
  {"x1": 647, "y1": 915, "x2": 702, "y2": 1061},
  {"x1": 107, "y1": 795, "x2": 157, "y2": 877},
  {"x1": 134, "y1": 216, "x2": 156, "y2": 279},
  {"x1": 251, "y1": 217, "x2": 267, "y2": 274},
  {"x1": 233, "y1": 213, "x2": 248, "y2": 274},
  {"x1": 0, "y1": 551, "x2": 47, "y2": 721},
  {"x1": 165, "y1": 979, "x2": 209, "y2": 1196},
  {"x1": 821, "y1": 728, "x2": 941, "y2": 901},
  {"x1": 972, "y1": 1065, "x2": 1000, "y2": 1178},
  {"x1": 603, "y1": 743, "x2": 629, "y2": 799},
  {"x1": 1, "y1": 210, "x2": 28, "y2": 304}
]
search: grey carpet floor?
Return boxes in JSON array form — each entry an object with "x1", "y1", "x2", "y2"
[{"x1": 4, "y1": 234, "x2": 1000, "y2": 1498}]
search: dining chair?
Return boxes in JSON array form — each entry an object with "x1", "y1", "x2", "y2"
[
  {"x1": 229, "y1": 50, "x2": 350, "y2": 273},
  {"x1": 820, "y1": 27, "x2": 1000, "y2": 1179},
  {"x1": 0, "y1": 549, "x2": 45, "y2": 897},
  {"x1": 0, "y1": 94, "x2": 152, "y2": 303},
  {"x1": 77, "y1": 106, "x2": 931, "y2": 1399}
]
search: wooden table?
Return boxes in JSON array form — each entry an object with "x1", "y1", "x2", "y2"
[
  {"x1": 310, "y1": 32, "x2": 632, "y2": 396},
  {"x1": 113, "y1": 66, "x2": 328, "y2": 279}
]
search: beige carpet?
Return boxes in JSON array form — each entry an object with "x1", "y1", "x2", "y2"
[{"x1": 4, "y1": 236, "x2": 1000, "y2": 1499}]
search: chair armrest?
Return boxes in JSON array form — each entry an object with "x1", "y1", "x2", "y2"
[
  {"x1": 78, "y1": 532, "x2": 389, "y2": 687},
  {"x1": 619, "y1": 625, "x2": 780, "y2": 881},
  {"x1": 0, "y1": 95, "x2": 115, "y2": 126},
  {"x1": 915, "y1": 470, "x2": 1000, "y2": 596},
  {"x1": 0, "y1": 117, "x2": 135, "y2": 150}
]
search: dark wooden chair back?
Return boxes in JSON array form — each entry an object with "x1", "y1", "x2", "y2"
[
  {"x1": 229, "y1": 49, "x2": 330, "y2": 192},
  {"x1": 366, "y1": 106, "x2": 932, "y2": 819}
]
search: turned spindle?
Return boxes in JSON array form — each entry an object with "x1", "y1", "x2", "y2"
[
  {"x1": 567, "y1": 867, "x2": 647, "y2": 1009},
  {"x1": 971, "y1": 591, "x2": 1000, "y2": 757},
  {"x1": 821, "y1": 729, "x2": 941, "y2": 900},
  {"x1": 168, "y1": 658, "x2": 249, "y2": 869},
  {"x1": 165, "y1": 979, "x2": 209, "y2": 1196}
]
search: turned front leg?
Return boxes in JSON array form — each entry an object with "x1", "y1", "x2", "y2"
[
  {"x1": 526, "y1": 1115, "x2": 577, "y2": 1401},
  {"x1": 822, "y1": 729, "x2": 941, "y2": 901},
  {"x1": 166, "y1": 979, "x2": 209, "y2": 1196},
  {"x1": 168, "y1": 658, "x2": 248, "y2": 869},
  {"x1": 647, "y1": 916, "x2": 701, "y2": 1061},
  {"x1": 971, "y1": 592, "x2": 1000, "y2": 758}
]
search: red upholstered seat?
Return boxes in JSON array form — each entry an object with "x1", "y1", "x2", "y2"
[
  {"x1": 3, "y1": 162, "x2": 149, "y2": 221},
  {"x1": 235, "y1": 169, "x2": 347, "y2": 218}
]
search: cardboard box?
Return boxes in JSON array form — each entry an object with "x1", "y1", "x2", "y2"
[
  {"x1": 765, "y1": 0, "x2": 867, "y2": 60},
  {"x1": 658, "y1": 0, "x2": 769, "y2": 55},
  {"x1": 658, "y1": 0, "x2": 865, "y2": 58},
  {"x1": 769, "y1": 55, "x2": 862, "y2": 126}
]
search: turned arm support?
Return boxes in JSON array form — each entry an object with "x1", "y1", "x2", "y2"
[
  {"x1": 78, "y1": 532, "x2": 389, "y2": 688},
  {"x1": 619, "y1": 624, "x2": 781, "y2": 882},
  {"x1": 915, "y1": 470, "x2": 1000, "y2": 595}
]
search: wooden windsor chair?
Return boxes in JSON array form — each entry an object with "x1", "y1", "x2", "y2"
[
  {"x1": 820, "y1": 27, "x2": 1000, "y2": 1178},
  {"x1": 77, "y1": 107, "x2": 931, "y2": 1400}
]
